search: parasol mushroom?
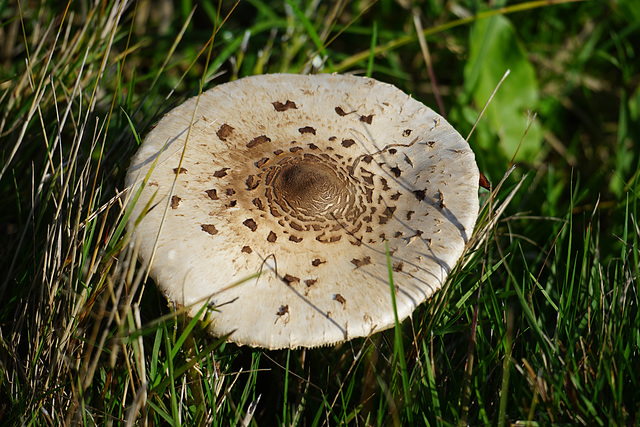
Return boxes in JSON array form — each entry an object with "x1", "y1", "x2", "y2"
[{"x1": 125, "y1": 73, "x2": 479, "y2": 349}]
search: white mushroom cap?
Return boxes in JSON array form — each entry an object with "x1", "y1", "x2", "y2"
[{"x1": 125, "y1": 73, "x2": 479, "y2": 349}]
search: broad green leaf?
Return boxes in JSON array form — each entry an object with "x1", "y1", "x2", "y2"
[{"x1": 464, "y1": 14, "x2": 542, "y2": 162}]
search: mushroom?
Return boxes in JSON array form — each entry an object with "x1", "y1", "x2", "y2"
[{"x1": 125, "y1": 73, "x2": 479, "y2": 349}]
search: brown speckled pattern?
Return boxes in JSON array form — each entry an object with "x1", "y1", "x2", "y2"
[{"x1": 125, "y1": 74, "x2": 479, "y2": 349}]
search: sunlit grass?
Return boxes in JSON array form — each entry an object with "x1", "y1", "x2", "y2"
[{"x1": 1, "y1": 0, "x2": 638, "y2": 425}]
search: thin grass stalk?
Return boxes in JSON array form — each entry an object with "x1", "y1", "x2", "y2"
[
  {"x1": 385, "y1": 241, "x2": 412, "y2": 423},
  {"x1": 497, "y1": 306, "x2": 514, "y2": 426}
]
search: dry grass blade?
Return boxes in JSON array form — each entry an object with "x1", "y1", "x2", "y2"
[{"x1": 466, "y1": 164, "x2": 524, "y2": 261}]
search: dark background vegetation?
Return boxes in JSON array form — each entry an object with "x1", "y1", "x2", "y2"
[{"x1": 0, "y1": 0, "x2": 638, "y2": 425}]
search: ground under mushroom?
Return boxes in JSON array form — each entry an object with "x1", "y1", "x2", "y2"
[{"x1": 125, "y1": 73, "x2": 479, "y2": 349}]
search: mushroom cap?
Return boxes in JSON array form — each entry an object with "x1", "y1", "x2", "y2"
[{"x1": 125, "y1": 73, "x2": 479, "y2": 349}]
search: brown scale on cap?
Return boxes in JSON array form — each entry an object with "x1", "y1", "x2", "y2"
[
  {"x1": 217, "y1": 124, "x2": 234, "y2": 141},
  {"x1": 275, "y1": 305, "x2": 290, "y2": 324},
  {"x1": 273, "y1": 101, "x2": 297, "y2": 112},
  {"x1": 201, "y1": 224, "x2": 218, "y2": 235},
  {"x1": 247, "y1": 135, "x2": 271, "y2": 149},
  {"x1": 360, "y1": 114, "x2": 373, "y2": 124},
  {"x1": 243, "y1": 219, "x2": 258, "y2": 232},
  {"x1": 351, "y1": 256, "x2": 371, "y2": 268},
  {"x1": 205, "y1": 189, "x2": 219, "y2": 200},
  {"x1": 282, "y1": 274, "x2": 299, "y2": 285},
  {"x1": 126, "y1": 73, "x2": 480, "y2": 350},
  {"x1": 299, "y1": 126, "x2": 316, "y2": 135},
  {"x1": 341, "y1": 139, "x2": 356, "y2": 148},
  {"x1": 213, "y1": 168, "x2": 229, "y2": 178}
]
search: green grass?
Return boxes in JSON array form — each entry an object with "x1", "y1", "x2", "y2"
[{"x1": 1, "y1": 0, "x2": 639, "y2": 425}]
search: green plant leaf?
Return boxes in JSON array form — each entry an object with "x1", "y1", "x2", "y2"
[
  {"x1": 616, "y1": 0, "x2": 640, "y2": 21},
  {"x1": 464, "y1": 14, "x2": 542, "y2": 162}
]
